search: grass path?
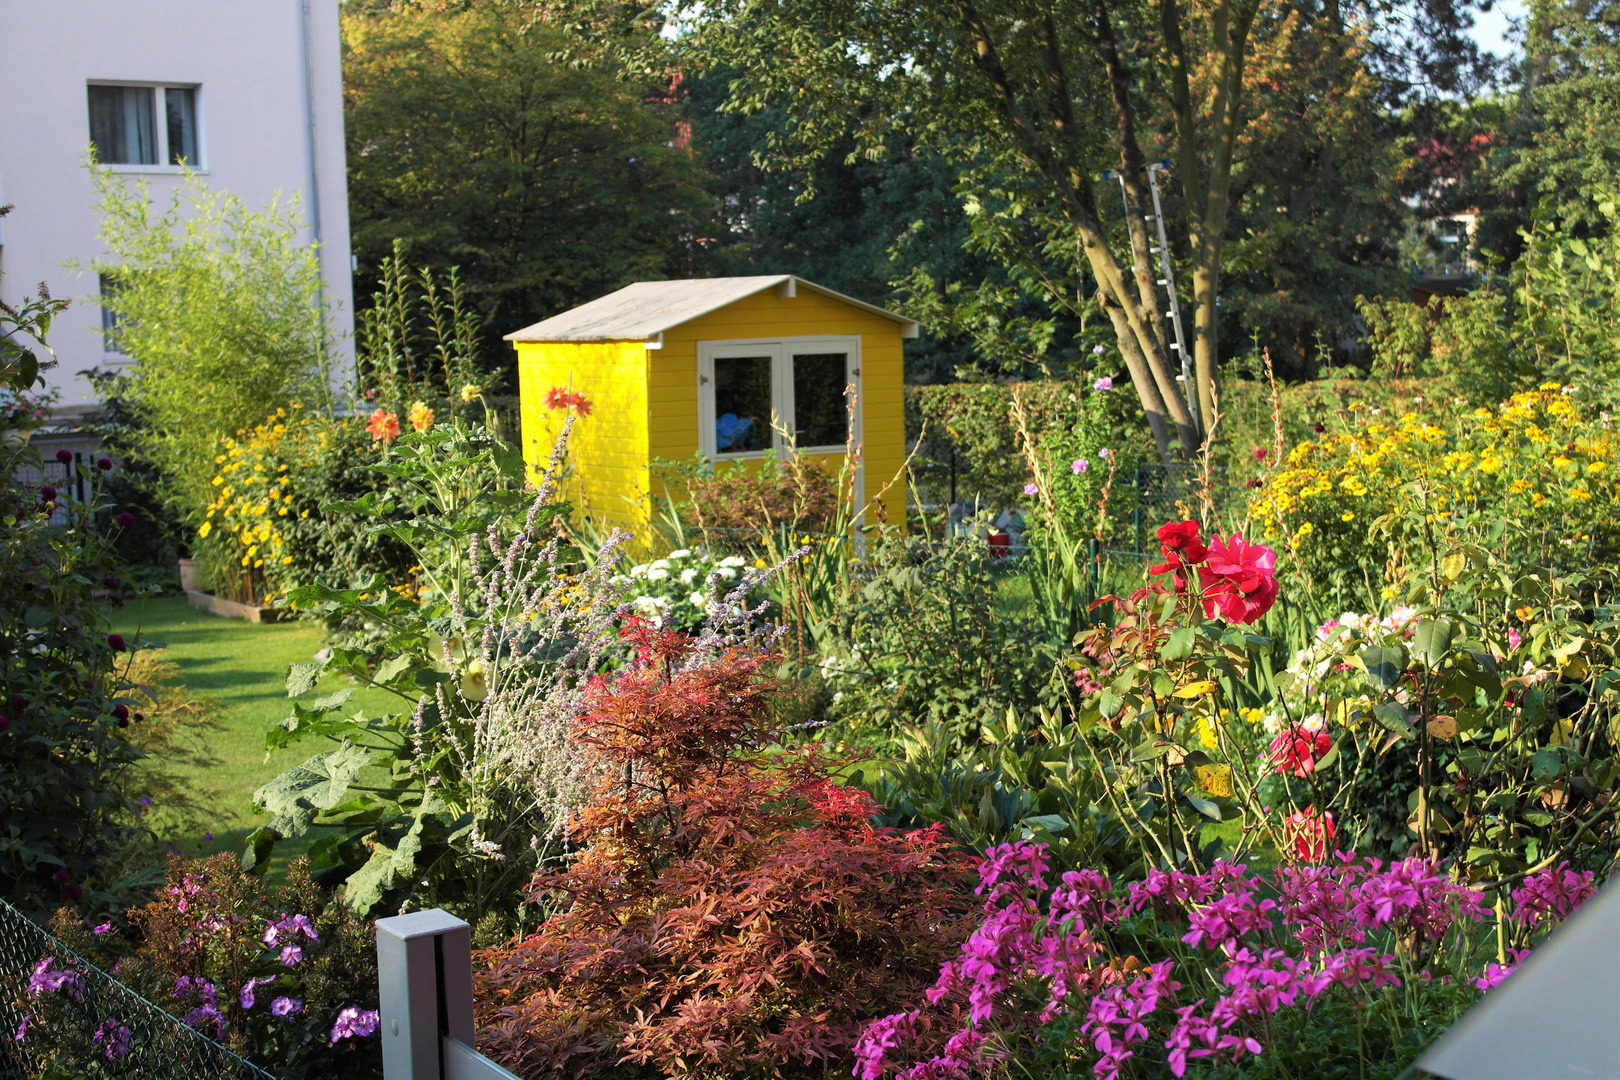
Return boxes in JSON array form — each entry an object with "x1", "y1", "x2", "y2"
[{"x1": 111, "y1": 596, "x2": 394, "y2": 876}]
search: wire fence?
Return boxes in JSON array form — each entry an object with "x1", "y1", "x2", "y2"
[{"x1": 0, "y1": 898, "x2": 273, "y2": 1080}]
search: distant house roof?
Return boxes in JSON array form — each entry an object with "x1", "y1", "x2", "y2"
[{"x1": 504, "y1": 275, "x2": 920, "y2": 343}]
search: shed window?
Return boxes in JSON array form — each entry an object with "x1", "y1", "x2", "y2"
[{"x1": 698, "y1": 336, "x2": 860, "y2": 459}]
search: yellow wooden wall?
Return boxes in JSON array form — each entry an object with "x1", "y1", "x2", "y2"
[
  {"x1": 648, "y1": 289, "x2": 908, "y2": 527},
  {"x1": 515, "y1": 340, "x2": 650, "y2": 526},
  {"x1": 515, "y1": 286, "x2": 907, "y2": 531}
]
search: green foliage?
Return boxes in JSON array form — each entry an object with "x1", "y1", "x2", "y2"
[
  {"x1": 819, "y1": 535, "x2": 1067, "y2": 745},
  {"x1": 343, "y1": 0, "x2": 717, "y2": 364},
  {"x1": 85, "y1": 167, "x2": 333, "y2": 537},
  {"x1": 244, "y1": 425, "x2": 625, "y2": 923},
  {"x1": 0, "y1": 297, "x2": 152, "y2": 915}
]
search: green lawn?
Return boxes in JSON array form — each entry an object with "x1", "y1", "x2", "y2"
[{"x1": 111, "y1": 595, "x2": 394, "y2": 877}]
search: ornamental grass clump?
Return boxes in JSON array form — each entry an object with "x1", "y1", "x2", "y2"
[
  {"x1": 473, "y1": 623, "x2": 970, "y2": 1079},
  {"x1": 857, "y1": 841, "x2": 1597, "y2": 1080}
]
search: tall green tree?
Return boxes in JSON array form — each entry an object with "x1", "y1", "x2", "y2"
[
  {"x1": 344, "y1": 0, "x2": 719, "y2": 368},
  {"x1": 547, "y1": 0, "x2": 1461, "y2": 458}
]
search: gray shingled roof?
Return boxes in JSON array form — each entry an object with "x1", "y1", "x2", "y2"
[{"x1": 503, "y1": 275, "x2": 920, "y2": 343}]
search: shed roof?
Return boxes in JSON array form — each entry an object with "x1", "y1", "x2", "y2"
[{"x1": 504, "y1": 275, "x2": 920, "y2": 343}]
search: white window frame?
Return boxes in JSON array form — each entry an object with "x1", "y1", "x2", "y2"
[
  {"x1": 86, "y1": 81, "x2": 208, "y2": 174},
  {"x1": 696, "y1": 335, "x2": 863, "y2": 461}
]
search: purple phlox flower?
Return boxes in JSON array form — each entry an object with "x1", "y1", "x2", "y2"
[
  {"x1": 280, "y1": 944, "x2": 303, "y2": 966},
  {"x1": 202, "y1": 831, "x2": 214, "y2": 842},
  {"x1": 91, "y1": 1020, "x2": 134, "y2": 1061},
  {"x1": 1049, "y1": 869, "x2": 1120, "y2": 929},
  {"x1": 28, "y1": 958, "x2": 84, "y2": 999},
  {"x1": 1275, "y1": 861, "x2": 1365, "y2": 953},
  {"x1": 852, "y1": 1010, "x2": 919, "y2": 1080},
  {"x1": 1181, "y1": 887, "x2": 1277, "y2": 950},
  {"x1": 974, "y1": 841, "x2": 1051, "y2": 904},
  {"x1": 1094, "y1": 376, "x2": 1114, "y2": 391},
  {"x1": 172, "y1": 976, "x2": 218, "y2": 1008},
  {"x1": 1164, "y1": 1002, "x2": 1221, "y2": 1078},
  {"x1": 181, "y1": 1004, "x2": 225, "y2": 1037},
  {"x1": 1474, "y1": 949, "x2": 1532, "y2": 991},
  {"x1": 240, "y1": 976, "x2": 273, "y2": 1010},
  {"x1": 895, "y1": 1030, "x2": 986, "y2": 1080},
  {"x1": 1318, "y1": 947, "x2": 1401, "y2": 991},
  {"x1": 330, "y1": 1005, "x2": 381, "y2": 1043},
  {"x1": 1081, "y1": 960, "x2": 1180, "y2": 1080},
  {"x1": 1349, "y1": 856, "x2": 1486, "y2": 940},
  {"x1": 1072, "y1": 458, "x2": 1089, "y2": 474},
  {"x1": 13, "y1": 1016, "x2": 28, "y2": 1044},
  {"x1": 139, "y1": 796, "x2": 152, "y2": 808},
  {"x1": 91, "y1": 921, "x2": 113, "y2": 936},
  {"x1": 269, "y1": 996, "x2": 303, "y2": 1018},
  {"x1": 1126, "y1": 861, "x2": 1249, "y2": 916},
  {"x1": 264, "y1": 912, "x2": 320, "y2": 948},
  {"x1": 1512, "y1": 862, "x2": 1597, "y2": 928}
]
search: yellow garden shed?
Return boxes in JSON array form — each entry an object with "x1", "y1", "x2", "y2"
[{"x1": 505, "y1": 275, "x2": 917, "y2": 528}]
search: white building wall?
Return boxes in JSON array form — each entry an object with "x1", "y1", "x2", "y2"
[{"x1": 0, "y1": 0, "x2": 354, "y2": 418}]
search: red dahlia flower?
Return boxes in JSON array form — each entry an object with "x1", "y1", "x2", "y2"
[{"x1": 1198, "y1": 533, "x2": 1278, "y2": 624}]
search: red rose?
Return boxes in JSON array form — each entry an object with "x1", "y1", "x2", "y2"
[{"x1": 1197, "y1": 532, "x2": 1279, "y2": 625}]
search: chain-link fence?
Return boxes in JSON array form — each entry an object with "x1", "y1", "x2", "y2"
[{"x1": 0, "y1": 898, "x2": 273, "y2": 1080}]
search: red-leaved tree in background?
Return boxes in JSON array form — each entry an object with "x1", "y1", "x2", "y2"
[{"x1": 474, "y1": 624, "x2": 969, "y2": 1078}]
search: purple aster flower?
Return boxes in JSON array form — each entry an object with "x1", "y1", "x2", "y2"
[{"x1": 330, "y1": 1006, "x2": 381, "y2": 1042}]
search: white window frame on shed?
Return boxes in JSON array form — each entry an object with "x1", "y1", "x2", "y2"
[
  {"x1": 87, "y1": 81, "x2": 207, "y2": 173},
  {"x1": 696, "y1": 335, "x2": 863, "y2": 462}
]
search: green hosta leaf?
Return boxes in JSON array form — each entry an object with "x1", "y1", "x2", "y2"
[
  {"x1": 1412, "y1": 618, "x2": 1454, "y2": 668},
  {"x1": 286, "y1": 662, "x2": 322, "y2": 698},
  {"x1": 1361, "y1": 646, "x2": 1406, "y2": 688}
]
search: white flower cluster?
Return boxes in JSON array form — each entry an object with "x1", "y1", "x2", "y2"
[{"x1": 616, "y1": 549, "x2": 751, "y2": 628}]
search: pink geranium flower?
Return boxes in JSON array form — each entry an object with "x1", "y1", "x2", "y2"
[{"x1": 1198, "y1": 533, "x2": 1279, "y2": 624}]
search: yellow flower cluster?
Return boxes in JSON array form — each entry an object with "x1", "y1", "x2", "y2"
[
  {"x1": 200, "y1": 406, "x2": 317, "y2": 599},
  {"x1": 1249, "y1": 385, "x2": 1619, "y2": 585}
]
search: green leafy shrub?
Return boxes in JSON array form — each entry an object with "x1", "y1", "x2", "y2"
[
  {"x1": 243, "y1": 424, "x2": 630, "y2": 923},
  {"x1": 0, "y1": 284, "x2": 149, "y2": 915},
  {"x1": 819, "y1": 535, "x2": 1067, "y2": 746}
]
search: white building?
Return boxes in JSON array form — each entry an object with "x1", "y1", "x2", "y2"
[{"x1": 0, "y1": 0, "x2": 354, "y2": 422}]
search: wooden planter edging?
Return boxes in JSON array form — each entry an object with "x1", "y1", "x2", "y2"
[{"x1": 184, "y1": 589, "x2": 293, "y2": 624}]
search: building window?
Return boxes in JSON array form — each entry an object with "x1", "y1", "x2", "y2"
[
  {"x1": 88, "y1": 83, "x2": 201, "y2": 168},
  {"x1": 697, "y1": 337, "x2": 860, "y2": 458},
  {"x1": 99, "y1": 274, "x2": 127, "y2": 355}
]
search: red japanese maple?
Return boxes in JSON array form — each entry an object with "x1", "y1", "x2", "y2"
[{"x1": 474, "y1": 628, "x2": 968, "y2": 1078}]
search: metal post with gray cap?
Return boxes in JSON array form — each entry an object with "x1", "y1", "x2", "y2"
[{"x1": 376, "y1": 909, "x2": 523, "y2": 1080}]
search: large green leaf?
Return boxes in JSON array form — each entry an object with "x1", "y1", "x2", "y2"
[
  {"x1": 342, "y1": 813, "x2": 427, "y2": 913},
  {"x1": 286, "y1": 662, "x2": 323, "y2": 698},
  {"x1": 253, "y1": 741, "x2": 375, "y2": 838},
  {"x1": 1360, "y1": 645, "x2": 1406, "y2": 688},
  {"x1": 1412, "y1": 617, "x2": 1454, "y2": 668},
  {"x1": 1372, "y1": 702, "x2": 1416, "y2": 739}
]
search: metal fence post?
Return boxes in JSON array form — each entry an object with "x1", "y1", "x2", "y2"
[{"x1": 376, "y1": 908, "x2": 520, "y2": 1080}]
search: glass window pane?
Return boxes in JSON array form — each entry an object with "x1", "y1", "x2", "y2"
[
  {"x1": 166, "y1": 87, "x2": 197, "y2": 165},
  {"x1": 87, "y1": 86, "x2": 156, "y2": 165},
  {"x1": 792, "y1": 352, "x2": 848, "y2": 447},
  {"x1": 712, "y1": 355, "x2": 772, "y2": 454}
]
